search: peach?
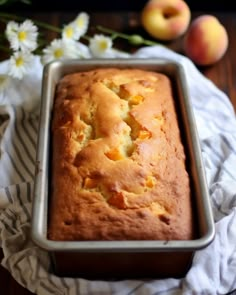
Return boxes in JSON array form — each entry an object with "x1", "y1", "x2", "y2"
[
  {"x1": 183, "y1": 15, "x2": 229, "y2": 66},
  {"x1": 141, "y1": 0, "x2": 191, "y2": 41}
]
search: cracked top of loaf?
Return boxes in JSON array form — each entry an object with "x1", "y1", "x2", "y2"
[{"x1": 48, "y1": 68, "x2": 193, "y2": 241}]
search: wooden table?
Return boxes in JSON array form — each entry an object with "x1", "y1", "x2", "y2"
[{"x1": 0, "y1": 10, "x2": 235, "y2": 295}]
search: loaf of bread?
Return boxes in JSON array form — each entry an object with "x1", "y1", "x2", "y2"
[{"x1": 48, "y1": 68, "x2": 193, "y2": 241}]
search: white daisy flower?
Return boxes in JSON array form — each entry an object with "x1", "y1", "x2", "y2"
[
  {"x1": 41, "y1": 39, "x2": 79, "y2": 65},
  {"x1": 8, "y1": 51, "x2": 34, "y2": 79},
  {"x1": 75, "y1": 41, "x2": 91, "y2": 58},
  {"x1": 5, "y1": 21, "x2": 18, "y2": 40},
  {"x1": 62, "y1": 22, "x2": 81, "y2": 41},
  {"x1": 6, "y1": 19, "x2": 38, "y2": 52},
  {"x1": 89, "y1": 34, "x2": 113, "y2": 58},
  {"x1": 72, "y1": 12, "x2": 89, "y2": 38}
]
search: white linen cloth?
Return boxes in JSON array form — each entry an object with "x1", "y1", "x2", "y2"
[{"x1": 0, "y1": 45, "x2": 236, "y2": 295}]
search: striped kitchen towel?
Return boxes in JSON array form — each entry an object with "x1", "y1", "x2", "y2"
[{"x1": 0, "y1": 46, "x2": 236, "y2": 295}]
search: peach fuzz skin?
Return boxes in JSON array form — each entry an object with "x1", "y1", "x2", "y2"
[
  {"x1": 141, "y1": 0, "x2": 191, "y2": 41},
  {"x1": 183, "y1": 15, "x2": 229, "y2": 66}
]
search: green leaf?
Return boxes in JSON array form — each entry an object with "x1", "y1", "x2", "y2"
[
  {"x1": 0, "y1": 0, "x2": 32, "y2": 5},
  {"x1": 20, "y1": 0, "x2": 32, "y2": 4},
  {"x1": 0, "y1": 0, "x2": 10, "y2": 5}
]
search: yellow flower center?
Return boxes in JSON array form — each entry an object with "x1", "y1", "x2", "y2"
[
  {"x1": 16, "y1": 57, "x2": 24, "y2": 67},
  {"x1": 18, "y1": 31, "x2": 27, "y2": 41},
  {"x1": 99, "y1": 40, "x2": 108, "y2": 51},
  {"x1": 65, "y1": 27, "x2": 73, "y2": 38},
  {"x1": 76, "y1": 18, "x2": 84, "y2": 28},
  {"x1": 54, "y1": 48, "x2": 63, "y2": 59}
]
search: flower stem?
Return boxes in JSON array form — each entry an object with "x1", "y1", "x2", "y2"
[
  {"x1": 96, "y1": 25, "x2": 160, "y2": 46},
  {"x1": 81, "y1": 35, "x2": 90, "y2": 42},
  {"x1": 97, "y1": 25, "x2": 130, "y2": 40},
  {"x1": 0, "y1": 44, "x2": 11, "y2": 53},
  {"x1": 0, "y1": 12, "x2": 61, "y2": 33}
]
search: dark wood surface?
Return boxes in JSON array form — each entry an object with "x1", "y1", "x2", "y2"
[{"x1": 0, "y1": 10, "x2": 235, "y2": 295}]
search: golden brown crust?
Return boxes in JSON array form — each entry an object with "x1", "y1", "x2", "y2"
[{"x1": 48, "y1": 68, "x2": 193, "y2": 241}]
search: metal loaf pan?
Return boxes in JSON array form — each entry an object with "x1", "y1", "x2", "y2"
[{"x1": 31, "y1": 58, "x2": 215, "y2": 279}]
